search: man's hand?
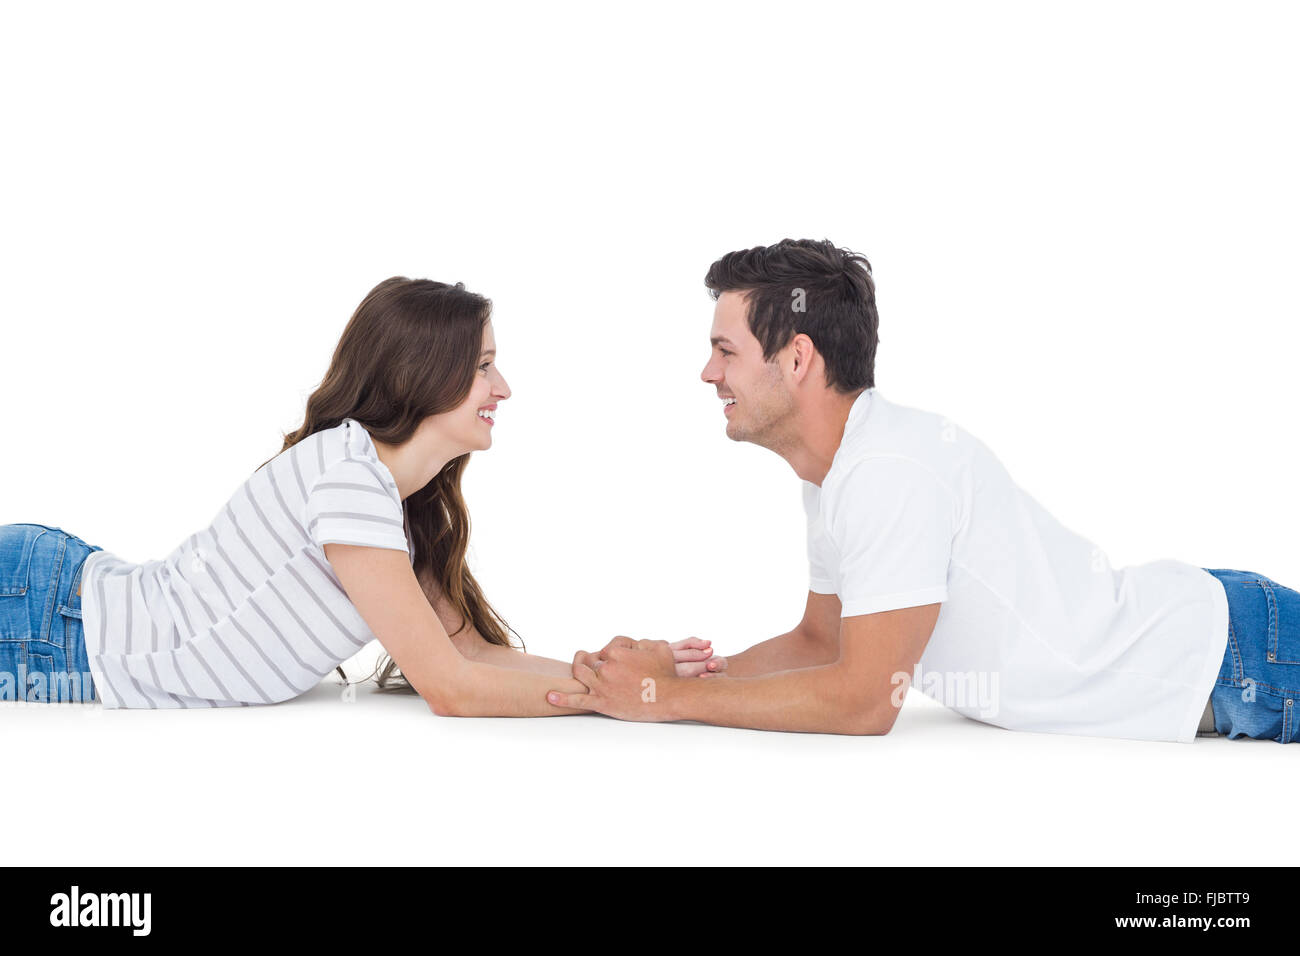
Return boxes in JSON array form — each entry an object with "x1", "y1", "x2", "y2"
[
  {"x1": 575, "y1": 637, "x2": 719, "y2": 677},
  {"x1": 550, "y1": 636, "x2": 682, "y2": 721},
  {"x1": 571, "y1": 649, "x2": 602, "y2": 677}
]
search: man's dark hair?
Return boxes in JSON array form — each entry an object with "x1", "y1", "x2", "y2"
[{"x1": 704, "y1": 238, "x2": 878, "y2": 393}]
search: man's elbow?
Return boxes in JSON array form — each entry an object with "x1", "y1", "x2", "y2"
[
  {"x1": 865, "y1": 711, "x2": 898, "y2": 735},
  {"x1": 820, "y1": 664, "x2": 896, "y2": 734},
  {"x1": 842, "y1": 715, "x2": 893, "y2": 736},
  {"x1": 840, "y1": 696, "x2": 899, "y2": 736}
]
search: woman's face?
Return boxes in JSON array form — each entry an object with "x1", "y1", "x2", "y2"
[{"x1": 450, "y1": 319, "x2": 510, "y2": 453}]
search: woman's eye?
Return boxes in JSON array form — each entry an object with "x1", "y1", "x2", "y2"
[{"x1": 479, "y1": 362, "x2": 492, "y2": 372}]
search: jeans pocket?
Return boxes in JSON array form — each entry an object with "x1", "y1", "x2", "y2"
[
  {"x1": 0, "y1": 524, "x2": 50, "y2": 644},
  {"x1": 27, "y1": 650, "x2": 57, "y2": 702},
  {"x1": 57, "y1": 550, "x2": 89, "y2": 622},
  {"x1": 1251, "y1": 577, "x2": 1300, "y2": 681},
  {"x1": 1245, "y1": 575, "x2": 1299, "y2": 742}
]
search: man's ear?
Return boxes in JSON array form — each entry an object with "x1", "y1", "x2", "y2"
[{"x1": 790, "y1": 333, "x2": 816, "y2": 380}]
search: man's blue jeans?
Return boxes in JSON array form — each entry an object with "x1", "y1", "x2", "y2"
[{"x1": 1203, "y1": 568, "x2": 1299, "y2": 743}]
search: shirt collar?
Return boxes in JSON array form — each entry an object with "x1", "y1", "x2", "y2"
[
  {"x1": 824, "y1": 387, "x2": 876, "y2": 487},
  {"x1": 844, "y1": 386, "x2": 875, "y2": 433}
]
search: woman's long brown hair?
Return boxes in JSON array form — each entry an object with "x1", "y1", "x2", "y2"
[{"x1": 257, "y1": 276, "x2": 520, "y2": 690}]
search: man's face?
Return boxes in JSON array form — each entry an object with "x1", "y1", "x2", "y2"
[{"x1": 699, "y1": 290, "x2": 795, "y2": 448}]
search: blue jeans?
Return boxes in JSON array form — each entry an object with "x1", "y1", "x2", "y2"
[
  {"x1": 1203, "y1": 568, "x2": 1299, "y2": 743},
  {"x1": 0, "y1": 523, "x2": 101, "y2": 703}
]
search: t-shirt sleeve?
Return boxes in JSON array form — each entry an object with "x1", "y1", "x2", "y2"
[
  {"x1": 801, "y1": 481, "x2": 838, "y2": 594},
  {"x1": 306, "y1": 455, "x2": 410, "y2": 553},
  {"x1": 824, "y1": 456, "x2": 954, "y2": 617}
]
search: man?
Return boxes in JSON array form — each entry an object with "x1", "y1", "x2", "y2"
[{"x1": 546, "y1": 239, "x2": 1256, "y2": 744}]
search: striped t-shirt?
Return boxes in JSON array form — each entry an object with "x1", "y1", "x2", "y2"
[{"x1": 81, "y1": 418, "x2": 414, "y2": 708}]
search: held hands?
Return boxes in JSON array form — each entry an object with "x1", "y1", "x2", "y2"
[
  {"x1": 579, "y1": 636, "x2": 727, "y2": 678},
  {"x1": 668, "y1": 636, "x2": 727, "y2": 677},
  {"x1": 549, "y1": 636, "x2": 695, "y2": 721}
]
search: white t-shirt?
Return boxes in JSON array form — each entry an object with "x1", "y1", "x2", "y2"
[
  {"x1": 802, "y1": 388, "x2": 1228, "y2": 743},
  {"x1": 81, "y1": 418, "x2": 414, "y2": 708}
]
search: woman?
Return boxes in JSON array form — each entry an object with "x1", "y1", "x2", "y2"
[{"x1": 0, "y1": 276, "x2": 713, "y2": 710}]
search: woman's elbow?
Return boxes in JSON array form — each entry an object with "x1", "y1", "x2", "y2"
[
  {"x1": 419, "y1": 663, "x2": 478, "y2": 718},
  {"x1": 425, "y1": 695, "x2": 461, "y2": 718},
  {"x1": 424, "y1": 683, "x2": 476, "y2": 717}
]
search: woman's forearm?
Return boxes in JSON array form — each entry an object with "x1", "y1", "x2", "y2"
[
  {"x1": 447, "y1": 658, "x2": 590, "y2": 717},
  {"x1": 471, "y1": 641, "x2": 575, "y2": 678}
]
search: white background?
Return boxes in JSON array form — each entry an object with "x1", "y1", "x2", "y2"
[{"x1": 1, "y1": 1, "x2": 1296, "y2": 866}]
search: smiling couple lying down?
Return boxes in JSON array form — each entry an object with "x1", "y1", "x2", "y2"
[{"x1": 13, "y1": 239, "x2": 1284, "y2": 747}]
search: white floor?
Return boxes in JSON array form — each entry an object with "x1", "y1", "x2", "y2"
[{"x1": 2, "y1": 670, "x2": 1288, "y2": 866}]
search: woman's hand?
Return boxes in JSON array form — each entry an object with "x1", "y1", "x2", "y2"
[
  {"x1": 668, "y1": 636, "x2": 725, "y2": 678},
  {"x1": 698, "y1": 655, "x2": 727, "y2": 677}
]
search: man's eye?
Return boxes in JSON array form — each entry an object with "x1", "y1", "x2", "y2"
[{"x1": 718, "y1": 349, "x2": 732, "y2": 357}]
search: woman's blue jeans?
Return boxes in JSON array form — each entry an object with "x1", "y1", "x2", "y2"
[
  {"x1": 1203, "y1": 568, "x2": 1299, "y2": 743},
  {"x1": 0, "y1": 523, "x2": 100, "y2": 703}
]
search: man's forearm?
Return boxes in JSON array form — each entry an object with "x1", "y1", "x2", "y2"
[
  {"x1": 666, "y1": 665, "x2": 888, "y2": 735},
  {"x1": 723, "y1": 626, "x2": 837, "y2": 677}
]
